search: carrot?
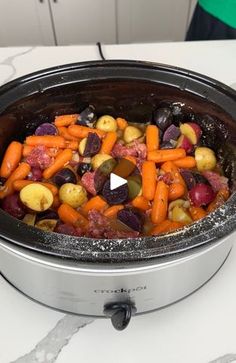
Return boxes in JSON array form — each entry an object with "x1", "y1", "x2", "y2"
[
  {"x1": 104, "y1": 205, "x2": 124, "y2": 217},
  {"x1": 168, "y1": 183, "x2": 185, "y2": 201},
  {"x1": 65, "y1": 140, "x2": 79, "y2": 150},
  {"x1": 58, "y1": 203, "x2": 88, "y2": 227},
  {"x1": 161, "y1": 161, "x2": 186, "y2": 188},
  {"x1": 151, "y1": 220, "x2": 184, "y2": 235},
  {"x1": 43, "y1": 149, "x2": 72, "y2": 179},
  {"x1": 0, "y1": 162, "x2": 31, "y2": 199},
  {"x1": 207, "y1": 188, "x2": 230, "y2": 213},
  {"x1": 52, "y1": 195, "x2": 61, "y2": 208},
  {"x1": 151, "y1": 180, "x2": 169, "y2": 224},
  {"x1": 148, "y1": 148, "x2": 186, "y2": 163},
  {"x1": 25, "y1": 135, "x2": 66, "y2": 149},
  {"x1": 83, "y1": 196, "x2": 108, "y2": 214},
  {"x1": 0, "y1": 141, "x2": 23, "y2": 178},
  {"x1": 173, "y1": 156, "x2": 196, "y2": 168},
  {"x1": 13, "y1": 180, "x2": 58, "y2": 196},
  {"x1": 54, "y1": 114, "x2": 78, "y2": 127},
  {"x1": 113, "y1": 157, "x2": 136, "y2": 178},
  {"x1": 116, "y1": 117, "x2": 128, "y2": 130},
  {"x1": 131, "y1": 196, "x2": 150, "y2": 211},
  {"x1": 22, "y1": 145, "x2": 34, "y2": 157},
  {"x1": 142, "y1": 161, "x2": 157, "y2": 201},
  {"x1": 58, "y1": 126, "x2": 78, "y2": 141},
  {"x1": 146, "y1": 125, "x2": 159, "y2": 152},
  {"x1": 68, "y1": 125, "x2": 105, "y2": 139},
  {"x1": 100, "y1": 131, "x2": 117, "y2": 154},
  {"x1": 189, "y1": 206, "x2": 207, "y2": 221}
]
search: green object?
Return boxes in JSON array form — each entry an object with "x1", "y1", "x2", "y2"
[{"x1": 199, "y1": 0, "x2": 236, "y2": 28}]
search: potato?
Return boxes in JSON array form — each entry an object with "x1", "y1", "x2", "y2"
[
  {"x1": 123, "y1": 126, "x2": 142, "y2": 143},
  {"x1": 91, "y1": 153, "x2": 116, "y2": 174},
  {"x1": 59, "y1": 183, "x2": 87, "y2": 208},
  {"x1": 22, "y1": 213, "x2": 36, "y2": 226},
  {"x1": 168, "y1": 199, "x2": 190, "y2": 220},
  {"x1": 20, "y1": 184, "x2": 53, "y2": 212},
  {"x1": 195, "y1": 147, "x2": 217, "y2": 172},
  {"x1": 96, "y1": 115, "x2": 117, "y2": 132},
  {"x1": 78, "y1": 137, "x2": 87, "y2": 155},
  {"x1": 171, "y1": 206, "x2": 192, "y2": 224},
  {"x1": 35, "y1": 219, "x2": 58, "y2": 232}
]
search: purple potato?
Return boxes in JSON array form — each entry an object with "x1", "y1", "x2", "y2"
[
  {"x1": 35, "y1": 123, "x2": 58, "y2": 136},
  {"x1": 180, "y1": 170, "x2": 196, "y2": 190},
  {"x1": 153, "y1": 107, "x2": 173, "y2": 131},
  {"x1": 160, "y1": 141, "x2": 175, "y2": 149},
  {"x1": 37, "y1": 209, "x2": 59, "y2": 221},
  {"x1": 77, "y1": 105, "x2": 97, "y2": 126},
  {"x1": 53, "y1": 168, "x2": 77, "y2": 186},
  {"x1": 28, "y1": 167, "x2": 42, "y2": 181},
  {"x1": 193, "y1": 172, "x2": 210, "y2": 185},
  {"x1": 77, "y1": 162, "x2": 92, "y2": 176},
  {"x1": 83, "y1": 132, "x2": 101, "y2": 157},
  {"x1": 117, "y1": 208, "x2": 144, "y2": 232},
  {"x1": 163, "y1": 124, "x2": 180, "y2": 142},
  {"x1": 1, "y1": 193, "x2": 26, "y2": 219},
  {"x1": 102, "y1": 180, "x2": 128, "y2": 205}
]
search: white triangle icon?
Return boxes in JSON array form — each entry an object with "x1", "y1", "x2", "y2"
[{"x1": 110, "y1": 173, "x2": 127, "y2": 190}]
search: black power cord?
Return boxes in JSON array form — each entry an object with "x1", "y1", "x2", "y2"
[{"x1": 96, "y1": 42, "x2": 106, "y2": 60}]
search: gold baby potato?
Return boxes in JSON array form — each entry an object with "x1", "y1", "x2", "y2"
[
  {"x1": 59, "y1": 183, "x2": 87, "y2": 208},
  {"x1": 123, "y1": 126, "x2": 142, "y2": 143},
  {"x1": 35, "y1": 219, "x2": 58, "y2": 232},
  {"x1": 20, "y1": 183, "x2": 54, "y2": 212},
  {"x1": 195, "y1": 147, "x2": 217, "y2": 172},
  {"x1": 91, "y1": 153, "x2": 116, "y2": 172},
  {"x1": 96, "y1": 115, "x2": 117, "y2": 132},
  {"x1": 78, "y1": 137, "x2": 87, "y2": 155}
]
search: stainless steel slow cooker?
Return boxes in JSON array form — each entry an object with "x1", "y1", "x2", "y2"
[{"x1": 0, "y1": 61, "x2": 235, "y2": 330}]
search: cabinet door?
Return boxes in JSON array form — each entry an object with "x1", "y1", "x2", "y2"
[
  {"x1": 50, "y1": 0, "x2": 116, "y2": 45},
  {"x1": 117, "y1": 0, "x2": 191, "y2": 43},
  {"x1": 0, "y1": 0, "x2": 55, "y2": 46}
]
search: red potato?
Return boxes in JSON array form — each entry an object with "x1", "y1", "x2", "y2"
[
  {"x1": 180, "y1": 122, "x2": 202, "y2": 145},
  {"x1": 176, "y1": 135, "x2": 194, "y2": 154},
  {"x1": 189, "y1": 183, "x2": 215, "y2": 207}
]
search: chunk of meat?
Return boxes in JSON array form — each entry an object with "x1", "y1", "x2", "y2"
[
  {"x1": 202, "y1": 171, "x2": 229, "y2": 192},
  {"x1": 81, "y1": 171, "x2": 97, "y2": 195},
  {"x1": 104, "y1": 230, "x2": 139, "y2": 239},
  {"x1": 111, "y1": 140, "x2": 147, "y2": 159},
  {"x1": 54, "y1": 223, "x2": 84, "y2": 236},
  {"x1": 86, "y1": 209, "x2": 111, "y2": 238},
  {"x1": 26, "y1": 145, "x2": 52, "y2": 169}
]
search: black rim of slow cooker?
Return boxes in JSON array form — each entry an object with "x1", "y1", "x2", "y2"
[{"x1": 0, "y1": 60, "x2": 235, "y2": 263}]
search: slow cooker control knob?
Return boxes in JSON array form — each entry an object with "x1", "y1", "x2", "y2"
[{"x1": 104, "y1": 302, "x2": 136, "y2": 331}]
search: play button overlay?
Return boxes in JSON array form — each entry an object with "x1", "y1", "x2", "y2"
[
  {"x1": 96, "y1": 157, "x2": 142, "y2": 204},
  {"x1": 110, "y1": 173, "x2": 127, "y2": 190}
]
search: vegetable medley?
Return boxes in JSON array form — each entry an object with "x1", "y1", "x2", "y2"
[{"x1": 0, "y1": 104, "x2": 230, "y2": 238}]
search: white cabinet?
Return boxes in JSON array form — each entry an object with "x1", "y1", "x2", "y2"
[
  {"x1": 50, "y1": 0, "x2": 117, "y2": 45},
  {"x1": 117, "y1": 0, "x2": 191, "y2": 43},
  {"x1": 0, "y1": 0, "x2": 55, "y2": 46}
]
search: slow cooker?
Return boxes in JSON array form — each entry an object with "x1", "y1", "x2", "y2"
[{"x1": 0, "y1": 61, "x2": 235, "y2": 330}]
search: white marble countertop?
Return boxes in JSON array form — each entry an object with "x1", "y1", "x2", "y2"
[{"x1": 0, "y1": 40, "x2": 236, "y2": 363}]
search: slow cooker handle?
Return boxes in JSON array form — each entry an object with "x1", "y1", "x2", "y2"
[{"x1": 104, "y1": 302, "x2": 136, "y2": 331}]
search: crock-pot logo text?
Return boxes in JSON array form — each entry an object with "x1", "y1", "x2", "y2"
[{"x1": 94, "y1": 286, "x2": 147, "y2": 294}]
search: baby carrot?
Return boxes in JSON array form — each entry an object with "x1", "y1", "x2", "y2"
[
  {"x1": 68, "y1": 125, "x2": 105, "y2": 139},
  {"x1": 104, "y1": 205, "x2": 124, "y2": 218},
  {"x1": 151, "y1": 180, "x2": 169, "y2": 224},
  {"x1": 0, "y1": 141, "x2": 23, "y2": 178},
  {"x1": 173, "y1": 156, "x2": 196, "y2": 168},
  {"x1": 58, "y1": 203, "x2": 88, "y2": 227},
  {"x1": 148, "y1": 148, "x2": 186, "y2": 163},
  {"x1": 58, "y1": 126, "x2": 78, "y2": 141},
  {"x1": 146, "y1": 125, "x2": 159, "y2": 152},
  {"x1": 142, "y1": 161, "x2": 157, "y2": 201},
  {"x1": 100, "y1": 131, "x2": 117, "y2": 154},
  {"x1": 13, "y1": 180, "x2": 58, "y2": 196},
  {"x1": 0, "y1": 162, "x2": 31, "y2": 199},
  {"x1": 168, "y1": 183, "x2": 185, "y2": 201},
  {"x1": 131, "y1": 196, "x2": 150, "y2": 211},
  {"x1": 65, "y1": 140, "x2": 79, "y2": 150},
  {"x1": 207, "y1": 188, "x2": 230, "y2": 213},
  {"x1": 52, "y1": 195, "x2": 61, "y2": 208},
  {"x1": 82, "y1": 196, "x2": 108, "y2": 214},
  {"x1": 54, "y1": 114, "x2": 78, "y2": 127},
  {"x1": 116, "y1": 117, "x2": 128, "y2": 130},
  {"x1": 161, "y1": 161, "x2": 186, "y2": 188},
  {"x1": 43, "y1": 149, "x2": 72, "y2": 179},
  {"x1": 22, "y1": 145, "x2": 34, "y2": 157},
  {"x1": 151, "y1": 220, "x2": 184, "y2": 235},
  {"x1": 25, "y1": 135, "x2": 66, "y2": 149},
  {"x1": 189, "y1": 206, "x2": 207, "y2": 221}
]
